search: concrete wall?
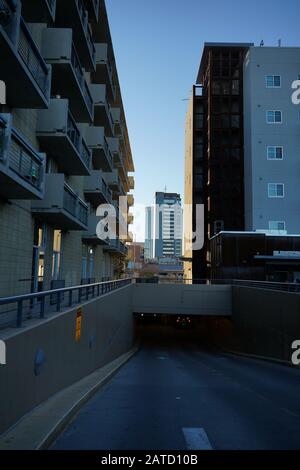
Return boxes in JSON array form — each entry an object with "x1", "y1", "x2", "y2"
[
  {"x1": 133, "y1": 284, "x2": 232, "y2": 316},
  {"x1": 0, "y1": 284, "x2": 134, "y2": 434},
  {"x1": 231, "y1": 286, "x2": 300, "y2": 361}
]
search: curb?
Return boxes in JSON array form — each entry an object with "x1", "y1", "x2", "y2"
[
  {"x1": 38, "y1": 346, "x2": 139, "y2": 450},
  {"x1": 0, "y1": 346, "x2": 138, "y2": 451}
]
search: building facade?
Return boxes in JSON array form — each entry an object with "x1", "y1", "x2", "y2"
[
  {"x1": 144, "y1": 206, "x2": 153, "y2": 260},
  {"x1": 244, "y1": 46, "x2": 300, "y2": 234},
  {"x1": 0, "y1": 0, "x2": 134, "y2": 297},
  {"x1": 153, "y1": 192, "x2": 183, "y2": 259},
  {"x1": 210, "y1": 231, "x2": 300, "y2": 283},
  {"x1": 184, "y1": 42, "x2": 300, "y2": 279}
]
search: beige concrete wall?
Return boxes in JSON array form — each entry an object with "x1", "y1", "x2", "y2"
[
  {"x1": 133, "y1": 284, "x2": 232, "y2": 316},
  {"x1": 0, "y1": 284, "x2": 134, "y2": 434}
]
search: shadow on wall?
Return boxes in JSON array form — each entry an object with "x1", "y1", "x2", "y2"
[
  {"x1": 0, "y1": 284, "x2": 135, "y2": 435},
  {"x1": 218, "y1": 286, "x2": 300, "y2": 364}
]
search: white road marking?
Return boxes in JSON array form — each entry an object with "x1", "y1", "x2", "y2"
[{"x1": 183, "y1": 428, "x2": 213, "y2": 450}]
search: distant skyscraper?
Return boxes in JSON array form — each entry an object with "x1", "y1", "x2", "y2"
[
  {"x1": 153, "y1": 192, "x2": 183, "y2": 259},
  {"x1": 144, "y1": 206, "x2": 154, "y2": 260}
]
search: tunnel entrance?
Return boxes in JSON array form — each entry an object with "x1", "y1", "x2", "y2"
[{"x1": 134, "y1": 313, "x2": 234, "y2": 350}]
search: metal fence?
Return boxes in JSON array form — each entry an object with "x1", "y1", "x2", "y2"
[
  {"x1": 140, "y1": 277, "x2": 300, "y2": 293},
  {"x1": 0, "y1": 278, "x2": 133, "y2": 329}
]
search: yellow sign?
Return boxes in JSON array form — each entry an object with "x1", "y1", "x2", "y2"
[{"x1": 75, "y1": 308, "x2": 82, "y2": 342}]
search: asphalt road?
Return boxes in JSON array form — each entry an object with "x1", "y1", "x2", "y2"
[{"x1": 52, "y1": 329, "x2": 300, "y2": 450}]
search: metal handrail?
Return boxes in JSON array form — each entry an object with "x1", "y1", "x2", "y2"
[
  {"x1": 0, "y1": 278, "x2": 133, "y2": 328},
  {"x1": 137, "y1": 277, "x2": 300, "y2": 292}
]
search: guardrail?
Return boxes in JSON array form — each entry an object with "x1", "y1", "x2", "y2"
[
  {"x1": 135, "y1": 277, "x2": 300, "y2": 293},
  {"x1": 0, "y1": 278, "x2": 133, "y2": 329}
]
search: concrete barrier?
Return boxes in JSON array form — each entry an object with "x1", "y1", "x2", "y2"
[
  {"x1": 133, "y1": 284, "x2": 233, "y2": 316},
  {"x1": 0, "y1": 284, "x2": 134, "y2": 434}
]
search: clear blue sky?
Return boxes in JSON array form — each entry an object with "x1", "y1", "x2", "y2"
[{"x1": 106, "y1": 0, "x2": 300, "y2": 241}]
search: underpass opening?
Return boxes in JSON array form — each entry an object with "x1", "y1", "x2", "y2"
[{"x1": 134, "y1": 313, "x2": 234, "y2": 350}]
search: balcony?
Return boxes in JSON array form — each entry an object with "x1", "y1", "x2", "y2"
[
  {"x1": 0, "y1": 114, "x2": 45, "y2": 200},
  {"x1": 83, "y1": 0, "x2": 99, "y2": 23},
  {"x1": 108, "y1": 138, "x2": 129, "y2": 193},
  {"x1": 127, "y1": 194, "x2": 134, "y2": 207},
  {"x1": 111, "y1": 107, "x2": 122, "y2": 135},
  {"x1": 21, "y1": 0, "x2": 56, "y2": 23},
  {"x1": 32, "y1": 173, "x2": 88, "y2": 231},
  {"x1": 85, "y1": 126, "x2": 113, "y2": 172},
  {"x1": 128, "y1": 212, "x2": 134, "y2": 225},
  {"x1": 104, "y1": 238, "x2": 128, "y2": 256},
  {"x1": 90, "y1": 84, "x2": 114, "y2": 136},
  {"x1": 0, "y1": 0, "x2": 51, "y2": 108},
  {"x1": 37, "y1": 99, "x2": 91, "y2": 176},
  {"x1": 128, "y1": 176, "x2": 135, "y2": 190},
  {"x1": 55, "y1": 0, "x2": 96, "y2": 71},
  {"x1": 41, "y1": 28, "x2": 94, "y2": 123},
  {"x1": 84, "y1": 170, "x2": 112, "y2": 206},
  {"x1": 91, "y1": 44, "x2": 116, "y2": 103},
  {"x1": 82, "y1": 214, "x2": 110, "y2": 245},
  {"x1": 103, "y1": 169, "x2": 121, "y2": 192}
]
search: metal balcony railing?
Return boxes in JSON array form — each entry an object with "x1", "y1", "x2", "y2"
[
  {"x1": 76, "y1": 0, "x2": 95, "y2": 61},
  {"x1": 8, "y1": 131, "x2": 43, "y2": 189},
  {"x1": 103, "y1": 135, "x2": 113, "y2": 167},
  {"x1": 81, "y1": 139, "x2": 91, "y2": 169},
  {"x1": 67, "y1": 111, "x2": 81, "y2": 151},
  {"x1": 63, "y1": 183, "x2": 77, "y2": 216},
  {"x1": 71, "y1": 43, "x2": 84, "y2": 86},
  {"x1": 0, "y1": 278, "x2": 133, "y2": 329},
  {"x1": 71, "y1": 44, "x2": 93, "y2": 118},
  {"x1": 102, "y1": 178, "x2": 111, "y2": 202},
  {"x1": 63, "y1": 182, "x2": 88, "y2": 225},
  {"x1": 0, "y1": 116, "x2": 44, "y2": 191},
  {"x1": 83, "y1": 81, "x2": 93, "y2": 118},
  {"x1": 78, "y1": 199, "x2": 88, "y2": 225},
  {"x1": 17, "y1": 18, "x2": 49, "y2": 95}
]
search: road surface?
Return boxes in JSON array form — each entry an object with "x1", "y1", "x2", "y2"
[{"x1": 52, "y1": 332, "x2": 300, "y2": 450}]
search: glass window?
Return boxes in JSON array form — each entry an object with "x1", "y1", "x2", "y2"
[
  {"x1": 266, "y1": 75, "x2": 281, "y2": 87},
  {"x1": 268, "y1": 183, "x2": 285, "y2": 198},
  {"x1": 267, "y1": 111, "x2": 282, "y2": 123},
  {"x1": 267, "y1": 146, "x2": 283, "y2": 160},
  {"x1": 52, "y1": 230, "x2": 62, "y2": 280},
  {"x1": 269, "y1": 221, "x2": 285, "y2": 231}
]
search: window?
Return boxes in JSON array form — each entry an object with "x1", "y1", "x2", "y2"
[
  {"x1": 268, "y1": 183, "x2": 284, "y2": 198},
  {"x1": 269, "y1": 221, "x2": 286, "y2": 231},
  {"x1": 266, "y1": 75, "x2": 281, "y2": 88},
  {"x1": 52, "y1": 230, "x2": 62, "y2": 280},
  {"x1": 266, "y1": 110, "x2": 282, "y2": 124},
  {"x1": 267, "y1": 146, "x2": 283, "y2": 160}
]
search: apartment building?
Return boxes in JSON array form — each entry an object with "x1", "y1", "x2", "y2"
[
  {"x1": 244, "y1": 46, "x2": 300, "y2": 234},
  {"x1": 184, "y1": 42, "x2": 300, "y2": 279},
  {"x1": 153, "y1": 192, "x2": 183, "y2": 259},
  {"x1": 0, "y1": 0, "x2": 134, "y2": 297}
]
